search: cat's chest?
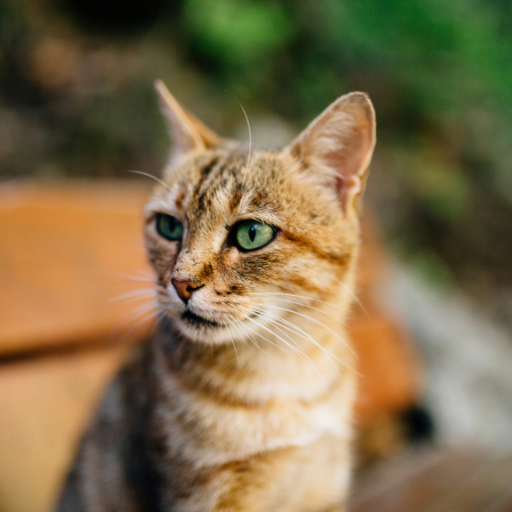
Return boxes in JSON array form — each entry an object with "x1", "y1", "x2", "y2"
[{"x1": 151, "y1": 360, "x2": 355, "y2": 469}]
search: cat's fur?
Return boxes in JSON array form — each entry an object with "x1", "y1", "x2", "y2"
[{"x1": 55, "y1": 81, "x2": 376, "y2": 512}]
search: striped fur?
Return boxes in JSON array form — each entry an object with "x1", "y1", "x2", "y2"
[{"x1": 55, "y1": 83, "x2": 376, "y2": 512}]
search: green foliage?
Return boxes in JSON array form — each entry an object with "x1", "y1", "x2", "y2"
[
  {"x1": 1, "y1": 0, "x2": 512, "y2": 292},
  {"x1": 178, "y1": 0, "x2": 512, "y2": 294},
  {"x1": 183, "y1": 0, "x2": 294, "y2": 66},
  {"x1": 180, "y1": 0, "x2": 512, "y2": 200},
  {"x1": 390, "y1": 144, "x2": 473, "y2": 223}
]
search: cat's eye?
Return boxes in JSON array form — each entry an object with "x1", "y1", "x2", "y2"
[
  {"x1": 235, "y1": 220, "x2": 276, "y2": 251},
  {"x1": 156, "y1": 213, "x2": 184, "y2": 241}
]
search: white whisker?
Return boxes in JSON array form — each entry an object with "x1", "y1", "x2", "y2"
[
  {"x1": 234, "y1": 318, "x2": 271, "y2": 357},
  {"x1": 102, "y1": 269, "x2": 155, "y2": 283},
  {"x1": 127, "y1": 301, "x2": 158, "y2": 322},
  {"x1": 237, "y1": 306, "x2": 320, "y2": 369},
  {"x1": 260, "y1": 309, "x2": 359, "y2": 375},
  {"x1": 228, "y1": 314, "x2": 250, "y2": 348},
  {"x1": 109, "y1": 299, "x2": 159, "y2": 342},
  {"x1": 225, "y1": 90, "x2": 252, "y2": 190},
  {"x1": 129, "y1": 308, "x2": 160, "y2": 331},
  {"x1": 250, "y1": 311, "x2": 322, "y2": 377},
  {"x1": 221, "y1": 141, "x2": 239, "y2": 170},
  {"x1": 136, "y1": 269, "x2": 156, "y2": 278},
  {"x1": 251, "y1": 150, "x2": 261, "y2": 169},
  {"x1": 225, "y1": 314, "x2": 241, "y2": 367},
  {"x1": 251, "y1": 302, "x2": 355, "y2": 356},
  {"x1": 114, "y1": 294, "x2": 156, "y2": 306},
  {"x1": 247, "y1": 294, "x2": 347, "y2": 325},
  {"x1": 228, "y1": 313, "x2": 269, "y2": 356},
  {"x1": 247, "y1": 292, "x2": 351, "y2": 312},
  {"x1": 127, "y1": 170, "x2": 169, "y2": 189},
  {"x1": 249, "y1": 304, "x2": 358, "y2": 374},
  {"x1": 237, "y1": 314, "x2": 298, "y2": 358},
  {"x1": 246, "y1": 305, "x2": 346, "y2": 376},
  {"x1": 226, "y1": 91, "x2": 252, "y2": 168},
  {"x1": 335, "y1": 278, "x2": 371, "y2": 320},
  {"x1": 109, "y1": 288, "x2": 155, "y2": 303}
]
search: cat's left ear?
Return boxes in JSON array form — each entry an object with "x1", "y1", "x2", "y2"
[
  {"x1": 286, "y1": 92, "x2": 376, "y2": 213},
  {"x1": 155, "y1": 80, "x2": 220, "y2": 162}
]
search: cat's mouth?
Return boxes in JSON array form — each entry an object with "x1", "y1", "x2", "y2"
[
  {"x1": 181, "y1": 310, "x2": 227, "y2": 328},
  {"x1": 180, "y1": 309, "x2": 260, "y2": 329}
]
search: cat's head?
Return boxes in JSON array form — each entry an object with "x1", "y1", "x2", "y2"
[{"x1": 144, "y1": 81, "x2": 375, "y2": 344}]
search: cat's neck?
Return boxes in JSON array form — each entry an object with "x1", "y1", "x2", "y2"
[
  {"x1": 148, "y1": 301, "x2": 356, "y2": 468},
  {"x1": 152, "y1": 295, "x2": 355, "y2": 405}
]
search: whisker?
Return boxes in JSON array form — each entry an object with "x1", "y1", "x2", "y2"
[
  {"x1": 245, "y1": 315, "x2": 325, "y2": 378},
  {"x1": 228, "y1": 313, "x2": 270, "y2": 356},
  {"x1": 126, "y1": 301, "x2": 158, "y2": 322},
  {"x1": 248, "y1": 307, "x2": 303, "y2": 350},
  {"x1": 247, "y1": 294, "x2": 347, "y2": 325},
  {"x1": 226, "y1": 313, "x2": 250, "y2": 348},
  {"x1": 109, "y1": 288, "x2": 155, "y2": 303},
  {"x1": 237, "y1": 314, "x2": 297, "y2": 358},
  {"x1": 127, "y1": 170, "x2": 169, "y2": 189},
  {"x1": 225, "y1": 90, "x2": 252, "y2": 169},
  {"x1": 269, "y1": 311, "x2": 359, "y2": 375},
  {"x1": 234, "y1": 317, "x2": 272, "y2": 357},
  {"x1": 254, "y1": 306, "x2": 359, "y2": 376},
  {"x1": 129, "y1": 308, "x2": 160, "y2": 332},
  {"x1": 250, "y1": 302, "x2": 357, "y2": 358},
  {"x1": 250, "y1": 311, "x2": 322, "y2": 376},
  {"x1": 238, "y1": 307, "x2": 319, "y2": 369},
  {"x1": 102, "y1": 269, "x2": 155, "y2": 283},
  {"x1": 113, "y1": 294, "x2": 156, "y2": 306},
  {"x1": 251, "y1": 150, "x2": 261, "y2": 169},
  {"x1": 225, "y1": 314, "x2": 241, "y2": 367},
  {"x1": 109, "y1": 299, "x2": 159, "y2": 342},
  {"x1": 252, "y1": 307, "x2": 321, "y2": 347},
  {"x1": 247, "y1": 292, "x2": 351, "y2": 312},
  {"x1": 136, "y1": 269, "x2": 156, "y2": 278},
  {"x1": 334, "y1": 278, "x2": 371, "y2": 320},
  {"x1": 246, "y1": 305, "x2": 344, "y2": 376},
  {"x1": 221, "y1": 141, "x2": 239, "y2": 171}
]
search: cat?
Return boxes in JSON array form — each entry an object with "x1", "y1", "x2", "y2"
[{"x1": 55, "y1": 80, "x2": 376, "y2": 512}]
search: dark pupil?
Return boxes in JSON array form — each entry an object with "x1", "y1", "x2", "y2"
[
  {"x1": 168, "y1": 217, "x2": 176, "y2": 231},
  {"x1": 249, "y1": 225, "x2": 256, "y2": 242}
]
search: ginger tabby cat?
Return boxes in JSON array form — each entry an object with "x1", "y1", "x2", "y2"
[{"x1": 55, "y1": 81, "x2": 376, "y2": 512}]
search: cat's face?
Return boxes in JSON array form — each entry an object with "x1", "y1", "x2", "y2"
[{"x1": 144, "y1": 82, "x2": 375, "y2": 344}]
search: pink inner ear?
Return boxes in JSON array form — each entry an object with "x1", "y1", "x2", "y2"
[
  {"x1": 286, "y1": 92, "x2": 375, "y2": 210},
  {"x1": 326, "y1": 123, "x2": 373, "y2": 208}
]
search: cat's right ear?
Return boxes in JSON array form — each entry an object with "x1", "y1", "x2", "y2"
[{"x1": 155, "y1": 80, "x2": 220, "y2": 163}]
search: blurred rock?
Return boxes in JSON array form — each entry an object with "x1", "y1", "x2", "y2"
[{"x1": 389, "y1": 266, "x2": 512, "y2": 452}]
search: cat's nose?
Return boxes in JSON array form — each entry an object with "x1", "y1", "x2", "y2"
[{"x1": 171, "y1": 278, "x2": 203, "y2": 303}]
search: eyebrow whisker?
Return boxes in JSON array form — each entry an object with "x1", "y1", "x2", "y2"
[{"x1": 127, "y1": 170, "x2": 169, "y2": 189}]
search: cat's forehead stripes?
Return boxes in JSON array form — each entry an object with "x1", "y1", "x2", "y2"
[
  {"x1": 148, "y1": 147, "x2": 355, "y2": 268},
  {"x1": 152, "y1": 150, "x2": 286, "y2": 227},
  {"x1": 147, "y1": 147, "x2": 358, "y2": 290}
]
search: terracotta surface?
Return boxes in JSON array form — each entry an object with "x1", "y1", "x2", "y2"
[
  {"x1": 0, "y1": 181, "x2": 154, "y2": 355},
  {"x1": 0, "y1": 181, "x2": 421, "y2": 512},
  {"x1": 0, "y1": 346, "x2": 128, "y2": 512}
]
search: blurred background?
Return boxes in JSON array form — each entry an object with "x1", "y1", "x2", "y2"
[{"x1": 1, "y1": 0, "x2": 512, "y2": 510}]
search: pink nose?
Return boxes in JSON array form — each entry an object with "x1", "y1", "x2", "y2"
[{"x1": 171, "y1": 278, "x2": 203, "y2": 303}]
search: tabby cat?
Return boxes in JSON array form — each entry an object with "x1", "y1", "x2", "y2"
[{"x1": 55, "y1": 81, "x2": 376, "y2": 512}]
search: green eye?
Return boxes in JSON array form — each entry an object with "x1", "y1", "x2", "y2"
[
  {"x1": 156, "y1": 214, "x2": 183, "y2": 241},
  {"x1": 235, "y1": 220, "x2": 276, "y2": 251}
]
